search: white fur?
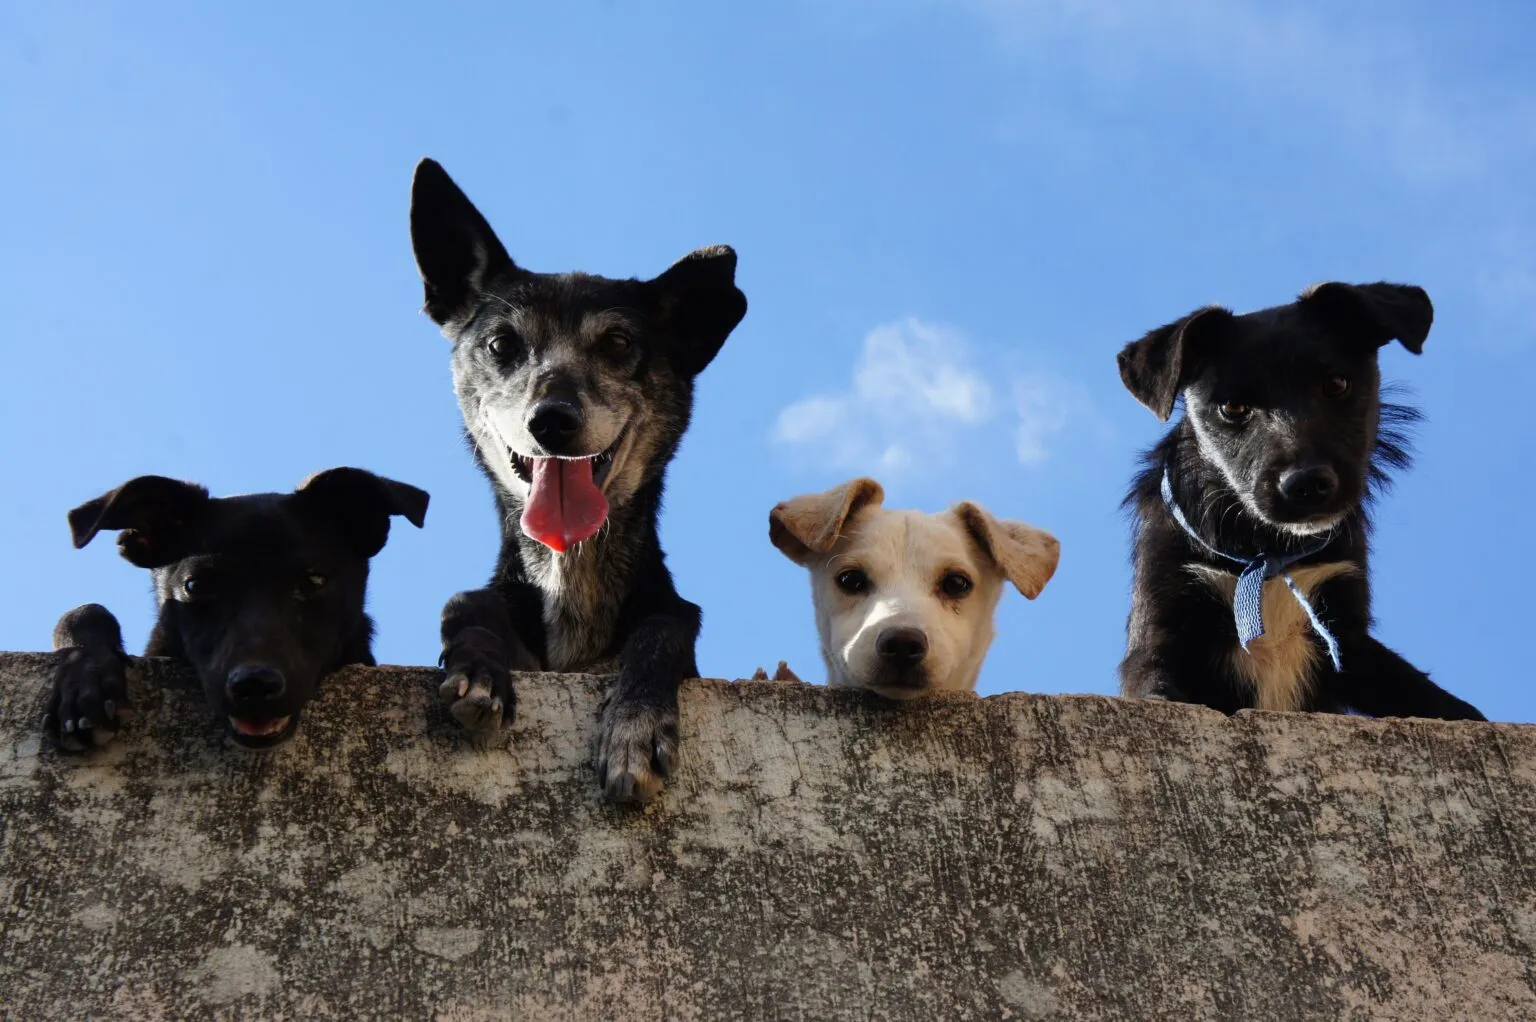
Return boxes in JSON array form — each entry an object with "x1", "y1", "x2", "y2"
[{"x1": 805, "y1": 509, "x2": 1003, "y2": 699}]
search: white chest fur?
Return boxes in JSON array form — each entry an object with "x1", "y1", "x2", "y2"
[{"x1": 1186, "y1": 561, "x2": 1358, "y2": 711}]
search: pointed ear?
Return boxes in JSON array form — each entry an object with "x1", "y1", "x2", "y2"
[
  {"x1": 652, "y1": 245, "x2": 748, "y2": 377},
  {"x1": 410, "y1": 158, "x2": 519, "y2": 326},
  {"x1": 67, "y1": 476, "x2": 211, "y2": 568},
  {"x1": 1117, "y1": 305, "x2": 1234, "y2": 421},
  {"x1": 769, "y1": 477, "x2": 884, "y2": 565},
  {"x1": 294, "y1": 468, "x2": 430, "y2": 558},
  {"x1": 953, "y1": 502, "x2": 1060, "y2": 599},
  {"x1": 1300, "y1": 282, "x2": 1432, "y2": 354}
]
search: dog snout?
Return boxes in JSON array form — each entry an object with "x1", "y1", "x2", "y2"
[
  {"x1": 527, "y1": 399, "x2": 583, "y2": 453},
  {"x1": 875, "y1": 626, "x2": 929, "y2": 665},
  {"x1": 225, "y1": 665, "x2": 287, "y2": 704},
  {"x1": 1278, "y1": 464, "x2": 1339, "y2": 511}
]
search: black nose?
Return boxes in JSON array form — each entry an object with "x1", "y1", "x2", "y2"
[
  {"x1": 1278, "y1": 464, "x2": 1339, "y2": 509},
  {"x1": 876, "y1": 627, "x2": 929, "y2": 665},
  {"x1": 527, "y1": 399, "x2": 582, "y2": 452},
  {"x1": 226, "y1": 666, "x2": 286, "y2": 703}
]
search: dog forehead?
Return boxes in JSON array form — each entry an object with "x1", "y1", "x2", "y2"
[
  {"x1": 191, "y1": 495, "x2": 343, "y2": 564},
  {"x1": 1203, "y1": 308, "x2": 1370, "y2": 382},
  {"x1": 839, "y1": 509, "x2": 980, "y2": 574},
  {"x1": 499, "y1": 273, "x2": 650, "y2": 324}
]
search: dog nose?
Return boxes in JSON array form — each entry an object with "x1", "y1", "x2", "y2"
[
  {"x1": 226, "y1": 665, "x2": 286, "y2": 703},
  {"x1": 875, "y1": 627, "x2": 929, "y2": 665},
  {"x1": 1278, "y1": 464, "x2": 1339, "y2": 509},
  {"x1": 527, "y1": 399, "x2": 583, "y2": 452}
]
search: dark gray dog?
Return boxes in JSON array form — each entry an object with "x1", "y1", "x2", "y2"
[{"x1": 410, "y1": 158, "x2": 747, "y2": 803}]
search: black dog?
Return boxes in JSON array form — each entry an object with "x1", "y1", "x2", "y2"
[
  {"x1": 409, "y1": 159, "x2": 747, "y2": 803},
  {"x1": 1116, "y1": 281, "x2": 1483, "y2": 720},
  {"x1": 45, "y1": 468, "x2": 429, "y2": 750}
]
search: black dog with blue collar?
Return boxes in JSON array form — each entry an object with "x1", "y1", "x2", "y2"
[{"x1": 1116, "y1": 281, "x2": 1484, "y2": 721}]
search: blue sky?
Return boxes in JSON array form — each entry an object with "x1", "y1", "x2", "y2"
[{"x1": 3, "y1": 1, "x2": 1534, "y2": 721}]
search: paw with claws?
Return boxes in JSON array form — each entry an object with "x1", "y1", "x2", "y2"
[
  {"x1": 439, "y1": 626, "x2": 523, "y2": 732},
  {"x1": 44, "y1": 646, "x2": 135, "y2": 751},
  {"x1": 597, "y1": 698, "x2": 679, "y2": 804}
]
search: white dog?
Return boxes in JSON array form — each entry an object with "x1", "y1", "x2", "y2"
[{"x1": 769, "y1": 478, "x2": 1060, "y2": 699}]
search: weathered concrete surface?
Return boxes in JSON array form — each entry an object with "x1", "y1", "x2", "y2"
[{"x1": 2, "y1": 652, "x2": 1534, "y2": 1021}]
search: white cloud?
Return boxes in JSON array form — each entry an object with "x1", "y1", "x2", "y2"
[{"x1": 774, "y1": 318, "x2": 1080, "y2": 473}]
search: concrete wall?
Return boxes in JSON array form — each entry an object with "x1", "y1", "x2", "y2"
[{"x1": 2, "y1": 651, "x2": 1534, "y2": 1020}]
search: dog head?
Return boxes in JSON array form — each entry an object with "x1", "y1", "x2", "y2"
[
  {"x1": 1118, "y1": 282, "x2": 1430, "y2": 536},
  {"x1": 67, "y1": 468, "x2": 429, "y2": 749},
  {"x1": 770, "y1": 478, "x2": 1059, "y2": 699},
  {"x1": 409, "y1": 158, "x2": 747, "y2": 553}
]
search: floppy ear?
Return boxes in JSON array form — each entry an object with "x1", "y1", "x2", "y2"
[
  {"x1": 768, "y1": 477, "x2": 884, "y2": 565},
  {"x1": 67, "y1": 476, "x2": 211, "y2": 568},
  {"x1": 410, "y1": 158, "x2": 520, "y2": 326},
  {"x1": 1299, "y1": 281, "x2": 1432, "y2": 354},
  {"x1": 1117, "y1": 305, "x2": 1234, "y2": 421},
  {"x1": 294, "y1": 468, "x2": 430, "y2": 558},
  {"x1": 652, "y1": 245, "x2": 748, "y2": 377},
  {"x1": 953, "y1": 502, "x2": 1060, "y2": 600}
]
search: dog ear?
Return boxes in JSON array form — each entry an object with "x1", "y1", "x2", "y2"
[
  {"x1": 294, "y1": 468, "x2": 430, "y2": 558},
  {"x1": 1300, "y1": 282, "x2": 1432, "y2": 354},
  {"x1": 652, "y1": 245, "x2": 748, "y2": 377},
  {"x1": 953, "y1": 502, "x2": 1060, "y2": 600},
  {"x1": 68, "y1": 476, "x2": 211, "y2": 568},
  {"x1": 410, "y1": 158, "x2": 521, "y2": 326},
  {"x1": 769, "y1": 477, "x2": 885, "y2": 565},
  {"x1": 1117, "y1": 306, "x2": 1234, "y2": 421}
]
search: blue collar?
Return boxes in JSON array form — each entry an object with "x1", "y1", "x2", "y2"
[{"x1": 1160, "y1": 467, "x2": 1343, "y2": 672}]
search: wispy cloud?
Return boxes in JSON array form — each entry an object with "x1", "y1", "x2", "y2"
[
  {"x1": 961, "y1": 0, "x2": 1536, "y2": 184},
  {"x1": 1012, "y1": 373, "x2": 1073, "y2": 467},
  {"x1": 953, "y1": 0, "x2": 1536, "y2": 346},
  {"x1": 773, "y1": 318, "x2": 1082, "y2": 474}
]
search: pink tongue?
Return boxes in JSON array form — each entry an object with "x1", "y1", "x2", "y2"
[{"x1": 521, "y1": 457, "x2": 609, "y2": 552}]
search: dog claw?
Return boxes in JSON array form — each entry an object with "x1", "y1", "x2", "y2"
[
  {"x1": 437, "y1": 672, "x2": 468, "y2": 704},
  {"x1": 449, "y1": 679, "x2": 504, "y2": 732},
  {"x1": 103, "y1": 700, "x2": 117, "y2": 720}
]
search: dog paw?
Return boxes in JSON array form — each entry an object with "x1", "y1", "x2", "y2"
[
  {"x1": 439, "y1": 629, "x2": 517, "y2": 732},
  {"x1": 44, "y1": 646, "x2": 134, "y2": 751},
  {"x1": 597, "y1": 699, "x2": 679, "y2": 805}
]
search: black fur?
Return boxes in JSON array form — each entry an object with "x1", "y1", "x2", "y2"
[
  {"x1": 45, "y1": 469, "x2": 428, "y2": 750},
  {"x1": 1117, "y1": 282, "x2": 1484, "y2": 720},
  {"x1": 409, "y1": 158, "x2": 747, "y2": 803}
]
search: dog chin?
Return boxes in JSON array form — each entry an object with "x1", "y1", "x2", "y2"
[
  {"x1": 1263, "y1": 513, "x2": 1346, "y2": 538},
  {"x1": 859, "y1": 670, "x2": 931, "y2": 702}
]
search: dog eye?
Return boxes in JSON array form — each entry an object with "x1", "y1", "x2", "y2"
[
  {"x1": 1217, "y1": 402, "x2": 1252, "y2": 424},
  {"x1": 182, "y1": 576, "x2": 206, "y2": 599},
  {"x1": 599, "y1": 332, "x2": 632, "y2": 359},
  {"x1": 487, "y1": 331, "x2": 520, "y2": 360},
  {"x1": 834, "y1": 569, "x2": 870, "y2": 595},
  {"x1": 940, "y1": 572, "x2": 973, "y2": 598},
  {"x1": 297, "y1": 573, "x2": 328, "y2": 597},
  {"x1": 1325, "y1": 375, "x2": 1351, "y2": 397}
]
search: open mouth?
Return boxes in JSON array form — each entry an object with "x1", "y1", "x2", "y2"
[
  {"x1": 508, "y1": 429, "x2": 624, "y2": 491},
  {"x1": 227, "y1": 713, "x2": 299, "y2": 749},
  {"x1": 509, "y1": 427, "x2": 629, "y2": 553}
]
